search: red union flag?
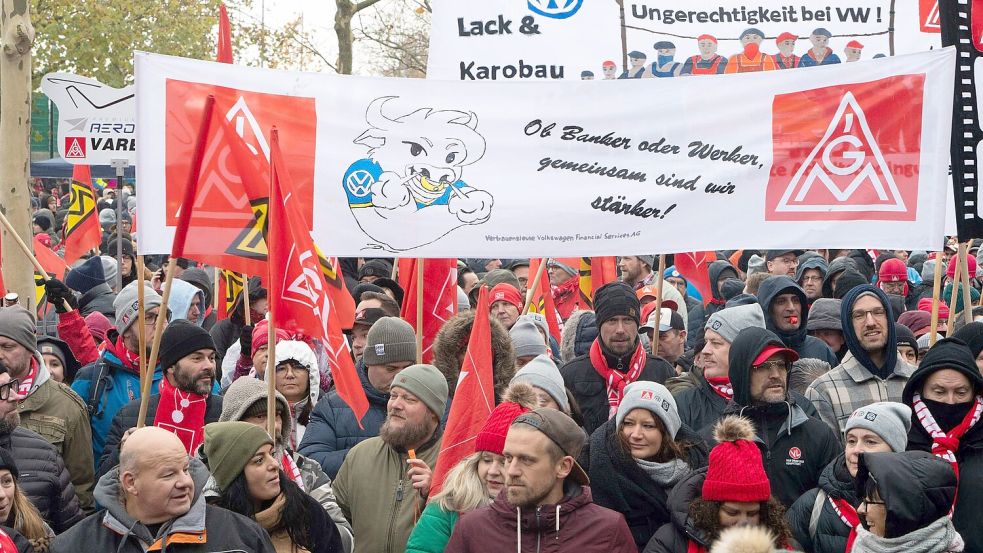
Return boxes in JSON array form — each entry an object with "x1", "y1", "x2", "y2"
[
  {"x1": 268, "y1": 129, "x2": 367, "y2": 423},
  {"x1": 62, "y1": 164, "x2": 102, "y2": 264},
  {"x1": 674, "y1": 252, "x2": 713, "y2": 306},
  {"x1": 400, "y1": 258, "x2": 458, "y2": 363},
  {"x1": 765, "y1": 76, "x2": 924, "y2": 222},
  {"x1": 920, "y1": 0, "x2": 941, "y2": 33}
]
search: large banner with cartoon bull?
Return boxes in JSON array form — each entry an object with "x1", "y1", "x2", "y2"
[{"x1": 135, "y1": 49, "x2": 953, "y2": 257}]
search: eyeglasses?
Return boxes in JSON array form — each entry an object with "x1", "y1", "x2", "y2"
[
  {"x1": 800, "y1": 275, "x2": 823, "y2": 283},
  {"x1": 0, "y1": 379, "x2": 20, "y2": 401},
  {"x1": 851, "y1": 307, "x2": 887, "y2": 322},
  {"x1": 752, "y1": 360, "x2": 790, "y2": 373},
  {"x1": 861, "y1": 498, "x2": 885, "y2": 506},
  {"x1": 275, "y1": 363, "x2": 310, "y2": 374}
]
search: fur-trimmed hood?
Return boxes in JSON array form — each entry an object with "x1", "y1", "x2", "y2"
[
  {"x1": 432, "y1": 309, "x2": 515, "y2": 400},
  {"x1": 560, "y1": 310, "x2": 597, "y2": 363}
]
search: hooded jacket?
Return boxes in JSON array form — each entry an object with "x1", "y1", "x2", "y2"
[
  {"x1": 166, "y1": 279, "x2": 206, "y2": 327},
  {"x1": 822, "y1": 257, "x2": 857, "y2": 299},
  {"x1": 444, "y1": 483, "x2": 636, "y2": 553},
  {"x1": 178, "y1": 268, "x2": 217, "y2": 330},
  {"x1": 796, "y1": 256, "x2": 829, "y2": 286},
  {"x1": 786, "y1": 454, "x2": 860, "y2": 553},
  {"x1": 706, "y1": 261, "x2": 740, "y2": 318},
  {"x1": 299, "y1": 359, "x2": 391, "y2": 479},
  {"x1": 560, "y1": 310, "x2": 597, "y2": 363},
  {"x1": 757, "y1": 276, "x2": 837, "y2": 366},
  {"x1": 642, "y1": 468, "x2": 712, "y2": 553},
  {"x1": 265, "y1": 343, "x2": 321, "y2": 449},
  {"x1": 77, "y1": 282, "x2": 117, "y2": 319},
  {"x1": 720, "y1": 327, "x2": 840, "y2": 507},
  {"x1": 0, "y1": 425, "x2": 82, "y2": 533},
  {"x1": 432, "y1": 309, "x2": 516, "y2": 401},
  {"x1": 50, "y1": 458, "x2": 275, "y2": 553}
]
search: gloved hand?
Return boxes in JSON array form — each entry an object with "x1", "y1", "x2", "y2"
[
  {"x1": 239, "y1": 325, "x2": 254, "y2": 358},
  {"x1": 45, "y1": 278, "x2": 78, "y2": 313}
]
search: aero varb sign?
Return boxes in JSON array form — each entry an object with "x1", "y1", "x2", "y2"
[{"x1": 41, "y1": 72, "x2": 136, "y2": 165}]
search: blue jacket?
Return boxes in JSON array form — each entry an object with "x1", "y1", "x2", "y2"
[
  {"x1": 298, "y1": 360, "x2": 389, "y2": 479},
  {"x1": 71, "y1": 349, "x2": 163, "y2": 464}
]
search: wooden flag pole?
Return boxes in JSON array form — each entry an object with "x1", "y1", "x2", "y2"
[
  {"x1": 391, "y1": 259, "x2": 399, "y2": 280},
  {"x1": 523, "y1": 258, "x2": 549, "y2": 315},
  {"x1": 930, "y1": 252, "x2": 944, "y2": 347},
  {"x1": 0, "y1": 209, "x2": 48, "y2": 277},
  {"x1": 266, "y1": 317, "x2": 277, "y2": 438},
  {"x1": 213, "y1": 267, "x2": 220, "y2": 311},
  {"x1": 651, "y1": 255, "x2": 667, "y2": 350},
  {"x1": 138, "y1": 257, "x2": 179, "y2": 427},
  {"x1": 960, "y1": 242, "x2": 974, "y2": 325},
  {"x1": 242, "y1": 274, "x2": 252, "y2": 325},
  {"x1": 136, "y1": 256, "x2": 148, "y2": 415},
  {"x1": 416, "y1": 258, "x2": 424, "y2": 364},
  {"x1": 948, "y1": 248, "x2": 962, "y2": 326}
]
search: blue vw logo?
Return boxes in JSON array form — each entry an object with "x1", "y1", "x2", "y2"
[{"x1": 528, "y1": 0, "x2": 583, "y2": 19}]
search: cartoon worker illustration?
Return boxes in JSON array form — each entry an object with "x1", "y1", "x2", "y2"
[
  {"x1": 773, "y1": 32, "x2": 800, "y2": 69},
  {"x1": 681, "y1": 34, "x2": 728, "y2": 75},
  {"x1": 581, "y1": 70, "x2": 595, "y2": 80},
  {"x1": 844, "y1": 40, "x2": 864, "y2": 62},
  {"x1": 725, "y1": 28, "x2": 777, "y2": 73},
  {"x1": 648, "y1": 41, "x2": 682, "y2": 78},
  {"x1": 619, "y1": 51, "x2": 648, "y2": 79},
  {"x1": 601, "y1": 60, "x2": 618, "y2": 80},
  {"x1": 800, "y1": 28, "x2": 841, "y2": 67},
  {"x1": 342, "y1": 96, "x2": 494, "y2": 251}
]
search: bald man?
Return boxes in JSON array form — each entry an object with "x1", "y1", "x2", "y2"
[{"x1": 51, "y1": 427, "x2": 275, "y2": 552}]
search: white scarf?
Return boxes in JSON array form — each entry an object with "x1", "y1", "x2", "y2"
[{"x1": 851, "y1": 517, "x2": 964, "y2": 553}]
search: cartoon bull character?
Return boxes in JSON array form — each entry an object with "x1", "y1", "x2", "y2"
[{"x1": 343, "y1": 96, "x2": 494, "y2": 251}]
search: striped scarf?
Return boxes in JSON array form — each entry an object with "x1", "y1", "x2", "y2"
[{"x1": 913, "y1": 393, "x2": 983, "y2": 509}]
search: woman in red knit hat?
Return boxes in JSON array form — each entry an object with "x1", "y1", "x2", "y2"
[
  {"x1": 405, "y1": 383, "x2": 536, "y2": 553},
  {"x1": 643, "y1": 416, "x2": 792, "y2": 553}
]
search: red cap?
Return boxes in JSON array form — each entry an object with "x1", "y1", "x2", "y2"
[
  {"x1": 947, "y1": 255, "x2": 978, "y2": 280},
  {"x1": 846, "y1": 40, "x2": 864, "y2": 49},
  {"x1": 489, "y1": 283, "x2": 523, "y2": 310},
  {"x1": 697, "y1": 34, "x2": 718, "y2": 44},
  {"x1": 602, "y1": 60, "x2": 616, "y2": 68},
  {"x1": 878, "y1": 258, "x2": 908, "y2": 282},
  {"x1": 776, "y1": 32, "x2": 798, "y2": 44},
  {"x1": 475, "y1": 401, "x2": 531, "y2": 455},
  {"x1": 252, "y1": 318, "x2": 289, "y2": 353},
  {"x1": 703, "y1": 418, "x2": 771, "y2": 502},
  {"x1": 637, "y1": 288, "x2": 679, "y2": 310},
  {"x1": 752, "y1": 344, "x2": 799, "y2": 366},
  {"x1": 918, "y1": 297, "x2": 949, "y2": 320}
]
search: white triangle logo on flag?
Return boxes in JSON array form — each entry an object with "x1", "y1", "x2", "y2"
[
  {"x1": 776, "y1": 92, "x2": 906, "y2": 213},
  {"x1": 924, "y1": 2, "x2": 940, "y2": 30},
  {"x1": 65, "y1": 137, "x2": 86, "y2": 159}
]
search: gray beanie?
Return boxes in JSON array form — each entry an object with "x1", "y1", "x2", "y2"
[
  {"x1": 0, "y1": 306, "x2": 37, "y2": 352},
  {"x1": 113, "y1": 281, "x2": 164, "y2": 334},
  {"x1": 615, "y1": 381, "x2": 681, "y2": 439},
  {"x1": 518, "y1": 313, "x2": 549, "y2": 338},
  {"x1": 746, "y1": 254, "x2": 767, "y2": 277},
  {"x1": 705, "y1": 303, "x2": 766, "y2": 343},
  {"x1": 510, "y1": 320, "x2": 547, "y2": 358},
  {"x1": 99, "y1": 256, "x2": 119, "y2": 287},
  {"x1": 363, "y1": 317, "x2": 417, "y2": 366},
  {"x1": 457, "y1": 287, "x2": 471, "y2": 312},
  {"x1": 510, "y1": 354, "x2": 569, "y2": 412},
  {"x1": 844, "y1": 401, "x2": 912, "y2": 453},
  {"x1": 391, "y1": 364, "x2": 448, "y2": 417},
  {"x1": 219, "y1": 376, "x2": 291, "y2": 447},
  {"x1": 637, "y1": 255, "x2": 656, "y2": 268}
]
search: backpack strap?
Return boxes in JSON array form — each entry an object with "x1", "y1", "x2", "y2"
[
  {"x1": 86, "y1": 359, "x2": 112, "y2": 418},
  {"x1": 809, "y1": 489, "x2": 827, "y2": 540}
]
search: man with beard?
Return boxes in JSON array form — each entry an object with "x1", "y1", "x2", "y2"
[
  {"x1": 903, "y1": 338, "x2": 983, "y2": 552},
  {"x1": 334, "y1": 363, "x2": 447, "y2": 553},
  {"x1": 619, "y1": 255, "x2": 656, "y2": 289},
  {"x1": 445, "y1": 408, "x2": 635, "y2": 552},
  {"x1": 711, "y1": 327, "x2": 839, "y2": 507},
  {"x1": 96, "y1": 320, "x2": 223, "y2": 479}
]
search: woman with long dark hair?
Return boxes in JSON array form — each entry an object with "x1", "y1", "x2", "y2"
[
  {"x1": 202, "y1": 421, "x2": 342, "y2": 553},
  {"x1": 0, "y1": 447, "x2": 52, "y2": 552}
]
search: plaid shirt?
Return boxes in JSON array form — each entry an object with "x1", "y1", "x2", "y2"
[{"x1": 804, "y1": 351, "x2": 915, "y2": 435}]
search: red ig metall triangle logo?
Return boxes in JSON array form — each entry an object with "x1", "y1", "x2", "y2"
[
  {"x1": 919, "y1": 0, "x2": 941, "y2": 33},
  {"x1": 765, "y1": 76, "x2": 924, "y2": 222}
]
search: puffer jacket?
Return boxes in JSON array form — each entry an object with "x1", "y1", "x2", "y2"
[
  {"x1": 642, "y1": 468, "x2": 712, "y2": 553},
  {"x1": 786, "y1": 454, "x2": 859, "y2": 553},
  {"x1": 50, "y1": 458, "x2": 275, "y2": 553},
  {"x1": 758, "y1": 276, "x2": 837, "y2": 365},
  {"x1": 76, "y1": 283, "x2": 116, "y2": 319},
  {"x1": 560, "y1": 310, "x2": 597, "y2": 364},
  {"x1": 299, "y1": 360, "x2": 390, "y2": 478},
  {"x1": 0, "y1": 427, "x2": 82, "y2": 534},
  {"x1": 432, "y1": 310, "x2": 515, "y2": 401},
  {"x1": 445, "y1": 483, "x2": 636, "y2": 553},
  {"x1": 821, "y1": 257, "x2": 857, "y2": 299},
  {"x1": 560, "y1": 340, "x2": 675, "y2": 435}
]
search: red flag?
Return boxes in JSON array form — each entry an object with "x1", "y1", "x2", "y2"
[
  {"x1": 527, "y1": 259, "x2": 561, "y2": 342},
  {"x1": 216, "y1": 269, "x2": 243, "y2": 319},
  {"x1": 33, "y1": 236, "x2": 69, "y2": 278},
  {"x1": 400, "y1": 258, "x2": 458, "y2": 363},
  {"x1": 578, "y1": 256, "x2": 618, "y2": 309},
  {"x1": 674, "y1": 252, "x2": 714, "y2": 306},
  {"x1": 61, "y1": 165, "x2": 102, "y2": 264},
  {"x1": 315, "y1": 247, "x2": 356, "y2": 329},
  {"x1": 216, "y1": 3, "x2": 233, "y2": 64},
  {"x1": 430, "y1": 285, "x2": 495, "y2": 495},
  {"x1": 267, "y1": 129, "x2": 368, "y2": 423}
]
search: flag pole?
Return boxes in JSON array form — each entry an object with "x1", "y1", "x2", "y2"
[
  {"x1": 136, "y1": 255, "x2": 147, "y2": 416},
  {"x1": 139, "y1": 94, "x2": 216, "y2": 427},
  {"x1": 523, "y1": 258, "x2": 549, "y2": 315},
  {"x1": 960, "y1": 242, "x2": 973, "y2": 325},
  {"x1": 266, "y1": 129, "x2": 279, "y2": 438},
  {"x1": 0, "y1": 209, "x2": 48, "y2": 277},
  {"x1": 242, "y1": 274, "x2": 251, "y2": 325},
  {"x1": 213, "y1": 267, "x2": 220, "y2": 311},
  {"x1": 930, "y1": 251, "x2": 944, "y2": 347},
  {"x1": 416, "y1": 258, "x2": 424, "y2": 364},
  {"x1": 651, "y1": 255, "x2": 667, "y2": 352},
  {"x1": 948, "y1": 248, "x2": 962, "y2": 327}
]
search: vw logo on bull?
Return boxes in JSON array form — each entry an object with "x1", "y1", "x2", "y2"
[{"x1": 528, "y1": 0, "x2": 583, "y2": 19}]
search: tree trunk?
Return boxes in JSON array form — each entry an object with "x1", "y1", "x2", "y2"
[
  {"x1": 0, "y1": 0, "x2": 36, "y2": 310},
  {"x1": 335, "y1": 0, "x2": 355, "y2": 75}
]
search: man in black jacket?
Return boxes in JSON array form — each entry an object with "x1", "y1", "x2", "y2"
[
  {"x1": 758, "y1": 275, "x2": 838, "y2": 365},
  {"x1": 561, "y1": 282, "x2": 674, "y2": 434}
]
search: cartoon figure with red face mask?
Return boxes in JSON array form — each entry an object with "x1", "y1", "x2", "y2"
[{"x1": 724, "y1": 28, "x2": 777, "y2": 73}]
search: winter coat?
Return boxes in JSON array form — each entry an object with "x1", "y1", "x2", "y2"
[
  {"x1": 264, "y1": 350, "x2": 321, "y2": 449},
  {"x1": 560, "y1": 310, "x2": 598, "y2": 364},
  {"x1": 55, "y1": 310, "x2": 98, "y2": 366},
  {"x1": 210, "y1": 317, "x2": 243, "y2": 370},
  {"x1": 642, "y1": 468, "x2": 713, "y2": 553},
  {"x1": 178, "y1": 268, "x2": 217, "y2": 331},
  {"x1": 685, "y1": 295, "x2": 706, "y2": 350},
  {"x1": 17, "y1": 353, "x2": 94, "y2": 514},
  {"x1": 77, "y1": 283, "x2": 116, "y2": 319},
  {"x1": 405, "y1": 503, "x2": 460, "y2": 553},
  {"x1": 333, "y1": 430, "x2": 442, "y2": 553},
  {"x1": 96, "y1": 393, "x2": 224, "y2": 481},
  {"x1": 432, "y1": 310, "x2": 515, "y2": 401},
  {"x1": 259, "y1": 492, "x2": 342, "y2": 553},
  {"x1": 822, "y1": 257, "x2": 857, "y2": 299},
  {"x1": 786, "y1": 454, "x2": 860, "y2": 553},
  {"x1": 445, "y1": 483, "x2": 636, "y2": 553},
  {"x1": 0, "y1": 426, "x2": 82, "y2": 534},
  {"x1": 299, "y1": 360, "x2": 390, "y2": 479},
  {"x1": 705, "y1": 261, "x2": 740, "y2": 319},
  {"x1": 71, "y1": 342, "x2": 163, "y2": 462},
  {"x1": 560, "y1": 341, "x2": 676, "y2": 435},
  {"x1": 580, "y1": 417, "x2": 708, "y2": 549},
  {"x1": 166, "y1": 279, "x2": 206, "y2": 327},
  {"x1": 758, "y1": 276, "x2": 838, "y2": 365},
  {"x1": 50, "y1": 458, "x2": 275, "y2": 553}
]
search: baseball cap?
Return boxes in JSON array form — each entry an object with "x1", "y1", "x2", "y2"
[
  {"x1": 636, "y1": 286, "x2": 679, "y2": 310},
  {"x1": 353, "y1": 307, "x2": 386, "y2": 328},
  {"x1": 641, "y1": 308, "x2": 685, "y2": 333},
  {"x1": 512, "y1": 408, "x2": 589, "y2": 485},
  {"x1": 766, "y1": 249, "x2": 804, "y2": 261},
  {"x1": 776, "y1": 32, "x2": 798, "y2": 44},
  {"x1": 752, "y1": 344, "x2": 799, "y2": 366}
]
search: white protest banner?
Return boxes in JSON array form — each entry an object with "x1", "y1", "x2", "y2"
[
  {"x1": 427, "y1": 0, "x2": 942, "y2": 81},
  {"x1": 40, "y1": 73, "x2": 136, "y2": 165},
  {"x1": 135, "y1": 49, "x2": 953, "y2": 258}
]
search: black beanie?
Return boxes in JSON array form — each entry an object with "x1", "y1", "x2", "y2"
[
  {"x1": 159, "y1": 319, "x2": 216, "y2": 370},
  {"x1": 719, "y1": 278, "x2": 745, "y2": 301},
  {"x1": 593, "y1": 282, "x2": 641, "y2": 326},
  {"x1": 902, "y1": 337, "x2": 983, "y2": 404},
  {"x1": 833, "y1": 269, "x2": 869, "y2": 300},
  {"x1": 32, "y1": 214, "x2": 51, "y2": 232},
  {"x1": 895, "y1": 323, "x2": 918, "y2": 353},
  {"x1": 0, "y1": 447, "x2": 17, "y2": 479},
  {"x1": 951, "y1": 321, "x2": 983, "y2": 358}
]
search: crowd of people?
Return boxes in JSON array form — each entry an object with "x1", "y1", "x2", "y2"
[{"x1": 0, "y1": 181, "x2": 977, "y2": 552}]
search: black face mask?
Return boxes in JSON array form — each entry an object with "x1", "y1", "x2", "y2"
[{"x1": 921, "y1": 397, "x2": 974, "y2": 432}]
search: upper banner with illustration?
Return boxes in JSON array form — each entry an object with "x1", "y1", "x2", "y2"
[{"x1": 135, "y1": 49, "x2": 953, "y2": 258}]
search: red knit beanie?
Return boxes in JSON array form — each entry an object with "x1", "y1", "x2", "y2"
[
  {"x1": 702, "y1": 416, "x2": 771, "y2": 502},
  {"x1": 252, "y1": 318, "x2": 289, "y2": 353},
  {"x1": 947, "y1": 255, "x2": 978, "y2": 279},
  {"x1": 474, "y1": 383, "x2": 536, "y2": 455},
  {"x1": 489, "y1": 283, "x2": 523, "y2": 311},
  {"x1": 878, "y1": 258, "x2": 907, "y2": 282}
]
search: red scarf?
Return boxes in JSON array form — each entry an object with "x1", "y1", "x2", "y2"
[
  {"x1": 17, "y1": 358, "x2": 38, "y2": 396},
  {"x1": 105, "y1": 336, "x2": 141, "y2": 375},
  {"x1": 152, "y1": 377, "x2": 208, "y2": 454},
  {"x1": 686, "y1": 541, "x2": 707, "y2": 553},
  {"x1": 913, "y1": 392, "x2": 983, "y2": 509},
  {"x1": 589, "y1": 339, "x2": 646, "y2": 419},
  {"x1": 706, "y1": 376, "x2": 733, "y2": 400},
  {"x1": 829, "y1": 497, "x2": 860, "y2": 552},
  {"x1": 281, "y1": 452, "x2": 304, "y2": 491}
]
